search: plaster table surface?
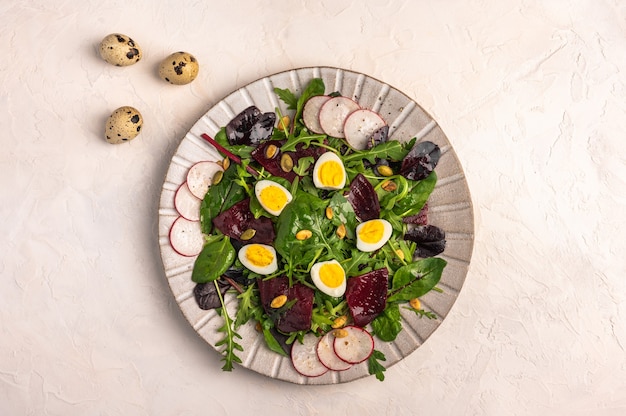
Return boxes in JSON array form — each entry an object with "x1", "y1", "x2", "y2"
[{"x1": 1, "y1": 0, "x2": 625, "y2": 415}]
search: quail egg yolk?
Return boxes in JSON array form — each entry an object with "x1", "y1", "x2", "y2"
[
  {"x1": 238, "y1": 244, "x2": 278, "y2": 275},
  {"x1": 318, "y1": 161, "x2": 343, "y2": 188},
  {"x1": 356, "y1": 219, "x2": 393, "y2": 252},
  {"x1": 310, "y1": 260, "x2": 346, "y2": 298},
  {"x1": 318, "y1": 262, "x2": 344, "y2": 288},
  {"x1": 312, "y1": 152, "x2": 346, "y2": 190},
  {"x1": 245, "y1": 244, "x2": 274, "y2": 268},
  {"x1": 358, "y1": 220, "x2": 385, "y2": 244},
  {"x1": 254, "y1": 180, "x2": 293, "y2": 216}
]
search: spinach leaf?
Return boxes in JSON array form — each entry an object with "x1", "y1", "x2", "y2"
[
  {"x1": 371, "y1": 303, "x2": 402, "y2": 342},
  {"x1": 387, "y1": 257, "x2": 447, "y2": 303},
  {"x1": 275, "y1": 78, "x2": 325, "y2": 129},
  {"x1": 192, "y1": 236, "x2": 236, "y2": 283},
  {"x1": 274, "y1": 192, "x2": 329, "y2": 271},
  {"x1": 199, "y1": 164, "x2": 246, "y2": 234},
  {"x1": 392, "y1": 171, "x2": 437, "y2": 218}
]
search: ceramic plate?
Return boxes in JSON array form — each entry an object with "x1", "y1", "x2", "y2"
[{"x1": 158, "y1": 67, "x2": 474, "y2": 384}]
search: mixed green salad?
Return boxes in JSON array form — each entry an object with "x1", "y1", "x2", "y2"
[{"x1": 173, "y1": 79, "x2": 447, "y2": 381}]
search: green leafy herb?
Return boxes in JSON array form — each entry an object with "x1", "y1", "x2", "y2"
[
  {"x1": 191, "y1": 236, "x2": 236, "y2": 283},
  {"x1": 214, "y1": 281, "x2": 244, "y2": 371},
  {"x1": 368, "y1": 349, "x2": 387, "y2": 381},
  {"x1": 387, "y1": 257, "x2": 447, "y2": 303},
  {"x1": 199, "y1": 164, "x2": 246, "y2": 234},
  {"x1": 371, "y1": 303, "x2": 403, "y2": 342}
]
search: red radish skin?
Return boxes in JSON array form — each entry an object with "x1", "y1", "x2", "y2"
[
  {"x1": 174, "y1": 182, "x2": 201, "y2": 221},
  {"x1": 316, "y1": 332, "x2": 352, "y2": 371},
  {"x1": 291, "y1": 333, "x2": 329, "y2": 377},
  {"x1": 332, "y1": 326, "x2": 375, "y2": 364},
  {"x1": 318, "y1": 96, "x2": 361, "y2": 139},
  {"x1": 186, "y1": 161, "x2": 224, "y2": 200},
  {"x1": 302, "y1": 95, "x2": 331, "y2": 134},
  {"x1": 343, "y1": 109, "x2": 387, "y2": 150},
  {"x1": 169, "y1": 216, "x2": 204, "y2": 257}
]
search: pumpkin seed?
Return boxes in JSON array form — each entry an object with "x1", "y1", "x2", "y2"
[
  {"x1": 377, "y1": 165, "x2": 393, "y2": 177},
  {"x1": 409, "y1": 298, "x2": 421, "y2": 310},
  {"x1": 212, "y1": 170, "x2": 224, "y2": 185},
  {"x1": 336, "y1": 224, "x2": 346, "y2": 239},
  {"x1": 381, "y1": 179, "x2": 397, "y2": 192},
  {"x1": 265, "y1": 144, "x2": 279, "y2": 159},
  {"x1": 240, "y1": 228, "x2": 256, "y2": 240},
  {"x1": 295, "y1": 230, "x2": 312, "y2": 240},
  {"x1": 270, "y1": 294, "x2": 288, "y2": 308},
  {"x1": 325, "y1": 207, "x2": 333, "y2": 220},
  {"x1": 280, "y1": 153, "x2": 294, "y2": 172}
]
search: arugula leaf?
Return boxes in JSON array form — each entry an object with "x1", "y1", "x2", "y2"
[
  {"x1": 292, "y1": 156, "x2": 315, "y2": 176},
  {"x1": 213, "y1": 281, "x2": 243, "y2": 371},
  {"x1": 191, "y1": 236, "x2": 236, "y2": 283},
  {"x1": 273, "y1": 88, "x2": 298, "y2": 110},
  {"x1": 368, "y1": 349, "x2": 387, "y2": 381},
  {"x1": 280, "y1": 133, "x2": 326, "y2": 152},
  {"x1": 387, "y1": 257, "x2": 447, "y2": 303},
  {"x1": 371, "y1": 303, "x2": 403, "y2": 342},
  {"x1": 344, "y1": 141, "x2": 409, "y2": 165}
]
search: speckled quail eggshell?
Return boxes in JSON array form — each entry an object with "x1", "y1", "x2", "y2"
[
  {"x1": 105, "y1": 106, "x2": 143, "y2": 144},
  {"x1": 158, "y1": 52, "x2": 199, "y2": 85},
  {"x1": 99, "y1": 33, "x2": 142, "y2": 66}
]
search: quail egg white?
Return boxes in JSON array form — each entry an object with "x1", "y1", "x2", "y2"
[
  {"x1": 254, "y1": 180, "x2": 293, "y2": 216},
  {"x1": 238, "y1": 244, "x2": 278, "y2": 275},
  {"x1": 312, "y1": 152, "x2": 346, "y2": 190},
  {"x1": 310, "y1": 260, "x2": 346, "y2": 298},
  {"x1": 105, "y1": 106, "x2": 143, "y2": 144},
  {"x1": 355, "y1": 219, "x2": 393, "y2": 252},
  {"x1": 99, "y1": 33, "x2": 142, "y2": 66},
  {"x1": 158, "y1": 51, "x2": 199, "y2": 85}
]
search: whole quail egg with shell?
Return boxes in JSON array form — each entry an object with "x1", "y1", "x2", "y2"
[
  {"x1": 99, "y1": 33, "x2": 142, "y2": 67},
  {"x1": 105, "y1": 106, "x2": 143, "y2": 144},
  {"x1": 158, "y1": 51, "x2": 199, "y2": 85}
]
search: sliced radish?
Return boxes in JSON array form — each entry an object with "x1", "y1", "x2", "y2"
[
  {"x1": 174, "y1": 182, "x2": 201, "y2": 221},
  {"x1": 186, "y1": 161, "x2": 224, "y2": 200},
  {"x1": 291, "y1": 333, "x2": 329, "y2": 377},
  {"x1": 343, "y1": 109, "x2": 387, "y2": 150},
  {"x1": 169, "y1": 216, "x2": 204, "y2": 257},
  {"x1": 318, "y1": 96, "x2": 361, "y2": 139},
  {"x1": 332, "y1": 326, "x2": 374, "y2": 364},
  {"x1": 302, "y1": 95, "x2": 331, "y2": 134},
  {"x1": 316, "y1": 332, "x2": 352, "y2": 371}
]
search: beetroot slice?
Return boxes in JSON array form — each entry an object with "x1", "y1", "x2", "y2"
[
  {"x1": 212, "y1": 198, "x2": 275, "y2": 245},
  {"x1": 257, "y1": 276, "x2": 314, "y2": 333},
  {"x1": 346, "y1": 173, "x2": 380, "y2": 222},
  {"x1": 345, "y1": 268, "x2": 389, "y2": 327}
]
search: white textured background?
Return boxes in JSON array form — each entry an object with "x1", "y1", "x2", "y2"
[{"x1": 1, "y1": 0, "x2": 625, "y2": 415}]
